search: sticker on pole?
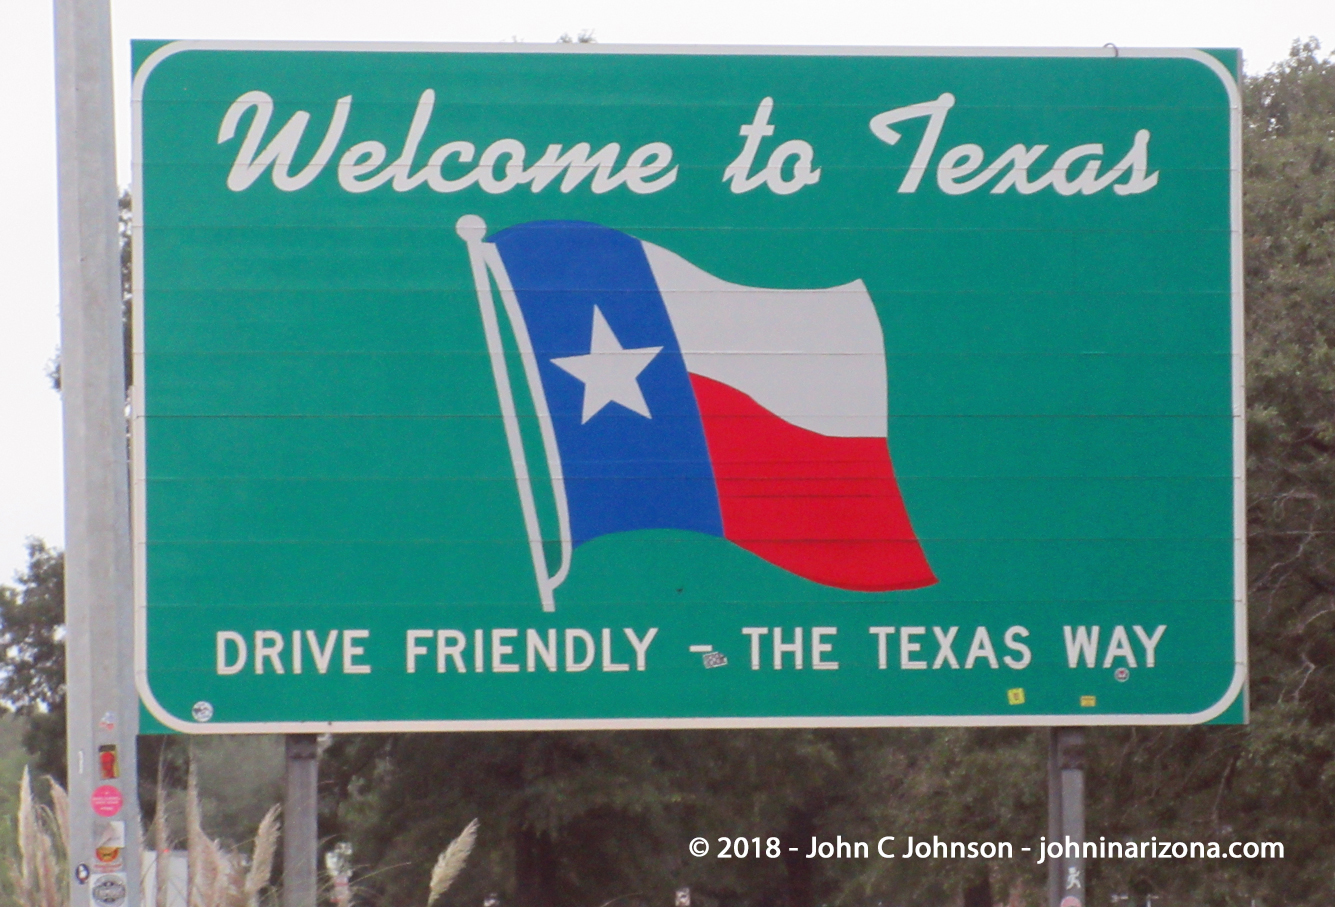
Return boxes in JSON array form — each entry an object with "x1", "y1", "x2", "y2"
[
  {"x1": 94, "y1": 820, "x2": 126, "y2": 872},
  {"x1": 90, "y1": 874, "x2": 127, "y2": 907},
  {"x1": 90, "y1": 785, "x2": 122, "y2": 817}
]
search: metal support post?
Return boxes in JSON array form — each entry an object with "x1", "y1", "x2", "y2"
[
  {"x1": 283, "y1": 735, "x2": 320, "y2": 907},
  {"x1": 1048, "y1": 728, "x2": 1086, "y2": 907},
  {"x1": 54, "y1": 0, "x2": 143, "y2": 903},
  {"x1": 1047, "y1": 730, "x2": 1061, "y2": 907}
]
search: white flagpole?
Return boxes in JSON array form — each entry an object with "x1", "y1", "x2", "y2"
[
  {"x1": 481, "y1": 240, "x2": 573, "y2": 590},
  {"x1": 455, "y1": 215, "x2": 571, "y2": 611}
]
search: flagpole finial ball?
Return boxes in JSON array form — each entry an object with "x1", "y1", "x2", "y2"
[{"x1": 456, "y1": 214, "x2": 488, "y2": 243}]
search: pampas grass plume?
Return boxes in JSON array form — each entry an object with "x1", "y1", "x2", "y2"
[
  {"x1": 243, "y1": 804, "x2": 281, "y2": 907},
  {"x1": 15, "y1": 766, "x2": 37, "y2": 894},
  {"x1": 10, "y1": 767, "x2": 67, "y2": 907},
  {"x1": 155, "y1": 755, "x2": 172, "y2": 907},
  {"x1": 182, "y1": 754, "x2": 282, "y2": 907},
  {"x1": 426, "y1": 818, "x2": 478, "y2": 907},
  {"x1": 46, "y1": 778, "x2": 68, "y2": 856},
  {"x1": 187, "y1": 759, "x2": 227, "y2": 907}
]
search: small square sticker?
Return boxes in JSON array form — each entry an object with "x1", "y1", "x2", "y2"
[
  {"x1": 1006, "y1": 688, "x2": 1025, "y2": 705},
  {"x1": 97, "y1": 745, "x2": 118, "y2": 780},
  {"x1": 1080, "y1": 695, "x2": 1097, "y2": 707}
]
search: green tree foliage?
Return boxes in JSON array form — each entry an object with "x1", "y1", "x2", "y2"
[
  {"x1": 323, "y1": 732, "x2": 701, "y2": 907},
  {"x1": 1049, "y1": 39, "x2": 1335, "y2": 907},
  {"x1": 322, "y1": 727, "x2": 1048, "y2": 907},
  {"x1": 0, "y1": 541, "x2": 66, "y2": 782},
  {"x1": 0, "y1": 716, "x2": 43, "y2": 873},
  {"x1": 1246, "y1": 39, "x2": 1335, "y2": 717},
  {"x1": 189, "y1": 736, "x2": 285, "y2": 845}
]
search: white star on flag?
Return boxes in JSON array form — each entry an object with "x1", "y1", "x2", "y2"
[{"x1": 551, "y1": 306, "x2": 662, "y2": 423}]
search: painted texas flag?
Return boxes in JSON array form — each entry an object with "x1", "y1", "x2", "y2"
[{"x1": 457, "y1": 216, "x2": 934, "y2": 610}]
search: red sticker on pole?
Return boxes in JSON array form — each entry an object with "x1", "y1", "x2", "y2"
[{"x1": 90, "y1": 785, "x2": 122, "y2": 817}]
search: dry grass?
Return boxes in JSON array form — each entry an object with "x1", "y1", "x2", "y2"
[
  {"x1": 243, "y1": 806, "x2": 281, "y2": 907},
  {"x1": 426, "y1": 819, "x2": 479, "y2": 907},
  {"x1": 154, "y1": 750, "x2": 172, "y2": 907},
  {"x1": 9, "y1": 767, "x2": 67, "y2": 907},
  {"x1": 4, "y1": 754, "x2": 472, "y2": 907},
  {"x1": 183, "y1": 758, "x2": 281, "y2": 907}
]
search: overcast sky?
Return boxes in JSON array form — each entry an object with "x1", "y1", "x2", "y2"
[{"x1": 0, "y1": 0, "x2": 1331, "y2": 583}]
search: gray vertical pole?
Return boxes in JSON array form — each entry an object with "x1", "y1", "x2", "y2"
[
  {"x1": 1056, "y1": 729, "x2": 1087, "y2": 907},
  {"x1": 54, "y1": 0, "x2": 144, "y2": 905},
  {"x1": 283, "y1": 735, "x2": 320, "y2": 907},
  {"x1": 1047, "y1": 730, "x2": 1061, "y2": 907}
]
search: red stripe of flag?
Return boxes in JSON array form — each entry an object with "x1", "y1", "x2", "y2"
[{"x1": 690, "y1": 374, "x2": 936, "y2": 592}]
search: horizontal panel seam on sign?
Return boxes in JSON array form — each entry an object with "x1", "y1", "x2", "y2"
[
  {"x1": 146, "y1": 600, "x2": 1234, "y2": 607},
  {"x1": 142, "y1": 473, "x2": 1235, "y2": 479},
  {"x1": 139, "y1": 414, "x2": 1235, "y2": 420},
  {"x1": 140, "y1": 217, "x2": 1234, "y2": 223},
  {"x1": 140, "y1": 413, "x2": 1238, "y2": 418},
  {"x1": 139, "y1": 412, "x2": 1237, "y2": 416},
  {"x1": 140, "y1": 539, "x2": 1233, "y2": 547},
  {"x1": 133, "y1": 292, "x2": 941, "y2": 299},
  {"x1": 147, "y1": 605, "x2": 1232, "y2": 613},
  {"x1": 140, "y1": 419, "x2": 1237, "y2": 427},
  {"x1": 142, "y1": 479, "x2": 1234, "y2": 485},
  {"x1": 141, "y1": 351, "x2": 1234, "y2": 356},
  {"x1": 143, "y1": 489, "x2": 1232, "y2": 499},
  {"x1": 139, "y1": 227, "x2": 1236, "y2": 237},
  {"x1": 136, "y1": 364, "x2": 910, "y2": 371}
]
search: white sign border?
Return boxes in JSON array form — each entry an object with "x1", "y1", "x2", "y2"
[{"x1": 130, "y1": 40, "x2": 1245, "y2": 734}]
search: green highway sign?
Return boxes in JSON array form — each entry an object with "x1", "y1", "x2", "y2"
[{"x1": 132, "y1": 42, "x2": 1244, "y2": 731}]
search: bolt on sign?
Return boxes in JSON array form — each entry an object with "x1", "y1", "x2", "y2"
[{"x1": 131, "y1": 41, "x2": 1244, "y2": 731}]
